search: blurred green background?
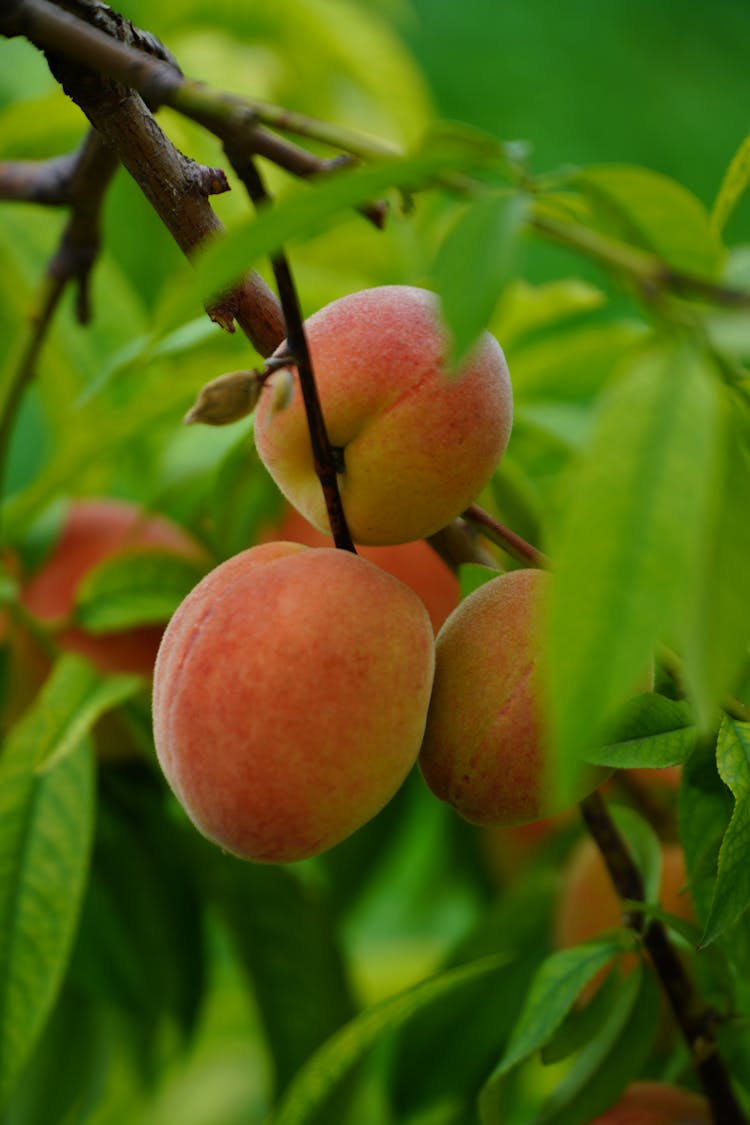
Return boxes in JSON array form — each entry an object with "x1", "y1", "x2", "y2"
[{"x1": 403, "y1": 0, "x2": 750, "y2": 230}]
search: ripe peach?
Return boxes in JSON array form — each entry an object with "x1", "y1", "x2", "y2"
[
  {"x1": 260, "y1": 505, "x2": 459, "y2": 633},
  {"x1": 591, "y1": 1081, "x2": 710, "y2": 1123},
  {"x1": 19, "y1": 498, "x2": 206, "y2": 677},
  {"x1": 419, "y1": 568, "x2": 608, "y2": 826},
  {"x1": 253, "y1": 285, "x2": 513, "y2": 545},
  {"x1": 152, "y1": 543, "x2": 435, "y2": 863}
]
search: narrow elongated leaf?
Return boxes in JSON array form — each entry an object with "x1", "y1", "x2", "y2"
[
  {"x1": 74, "y1": 549, "x2": 209, "y2": 633},
  {"x1": 711, "y1": 130, "x2": 750, "y2": 235},
  {"x1": 432, "y1": 193, "x2": 527, "y2": 366},
  {"x1": 678, "y1": 743, "x2": 733, "y2": 925},
  {"x1": 549, "y1": 338, "x2": 721, "y2": 797},
  {"x1": 155, "y1": 135, "x2": 505, "y2": 337},
  {"x1": 535, "y1": 967, "x2": 659, "y2": 1125},
  {"x1": 0, "y1": 655, "x2": 140, "y2": 1110},
  {"x1": 588, "y1": 694, "x2": 697, "y2": 769},
  {"x1": 271, "y1": 955, "x2": 509, "y2": 1125},
  {"x1": 680, "y1": 399, "x2": 750, "y2": 722},
  {"x1": 702, "y1": 717, "x2": 750, "y2": 945},
  {"x1": 484, "y1": 937, "x2": 625, "y2": 1086},
  {"x1": 579, "y1": 164, "x2": 724, "y2": 277}
]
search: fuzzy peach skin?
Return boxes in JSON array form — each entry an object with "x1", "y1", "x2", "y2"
[
  {"x1": 152, "y1": 543, "x2": 435, "y2": 863},
  {"x1": 591, "y1": 1081, "x2": 710, "y2": 1123},
  {"x1": 419, "y1": 568, "x2": 609, "y2": 826},
  {"x1": 253, "y1": 285, "x2": 513, "y2": 546},
  {"x1": 261, "y1": 505, "x2": 459, "y2": 633},
  {"x1": 19, "y1": 497, "x2": 206, "y2": 677}
]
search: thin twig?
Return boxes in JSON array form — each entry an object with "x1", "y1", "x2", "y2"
[
  {"x1": 462, "y1": 503, "x2": 549, "y2": 569},
  {"x1": 580, "y1": 791, "x2": 746, "y2": 1125},
  {"x1": 228, "y1": 150, "x2": 355, "y2": 552},
  {"x1": 4, "y1": 0, "x2": 750, "y2": 317},
  {"x1": 0, "y1": 272, "x2": 67, "y2": 543}
]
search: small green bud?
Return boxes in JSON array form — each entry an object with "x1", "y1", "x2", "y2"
[{"x1": 184, "y1": 370, "x2": 262, "y2": 426}]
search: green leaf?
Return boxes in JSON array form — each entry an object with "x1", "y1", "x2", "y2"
[
  {"x1": 608, "y1": 804, "x2": 663, "y2": 904},
  {"x1": 155, "y1": 134, "x2": 506, "y2": 337},
  {"x1": 588, "y1": 694, "x2": 697, "y2": 769},
  {"x1": 711, "y1": 129, "x2": 750, "y2": 235},
  {"x1": 483, "y1": 937, "x2": 625, "y2": 1086},
  {"x1": 494, "y1": 278, "x2": 605, "y2": 351},
  {"x1": 432, "y1": 193, "x2": 527, "y2": 367},
  {"x1": 74, "y1": 549, "x2": 209, "y2": 634},
  {"x1": 534, "y1": 967, "x2": 659, "y2": 1125},
  {"x1": 211, "y1": 859, "x2": 356, "y2": 1098},
  {"x1": 680, "y1": 397, "x2": 750, "y2": 723},
  {"x1": 271, "y1": 954, "x2": 509, "y2": 1125},
  {"x1": 702, "y1": 717, "x2": 750, "y2": 945},
  {"x1": 549, "y1": 337, "x2": 721, "y2": 798},
  {"x1": 579, "y1": 164, "x2": 725, "y2": 277},
  {"x1": 540, "y1": 967, "x2": 624, "y2": 1065},
  {"x1": 0, "y1": 655, "x2": 139, "y2": 1110},
  {"x1": 678, "y1": 743, "x2": 733, "y2": 925}
]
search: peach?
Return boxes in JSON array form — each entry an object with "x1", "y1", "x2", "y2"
[
  {"x1": 253, "y1": 285, "x2": 513, "y2": 545},
  {"x1": 591, "y1": 1081, "x2": 710, "y2": 1123},
  {"x1": 554, "y1": 836, "x2": 694, "y2": 953},
  {"x1": 419, "y1": 568, "x2": 608, "y2": 826},
  {"x1": 18, "y1": 498, "x2": 206, "y2": 677},
  {"x1": 260, "y1": 505, "x2": 460, "y2": 633},
  {"x1": 152, "y1": 543, "x2": 435, "y2": 863}
]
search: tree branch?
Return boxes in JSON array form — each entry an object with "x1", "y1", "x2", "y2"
[{"x1": 581, "y1": 791, "x2": 746, "y2": 1125}]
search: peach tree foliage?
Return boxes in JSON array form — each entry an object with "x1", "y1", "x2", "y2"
[{"x1": 0, "y1": 2, "x2": 749, "y2": 1124}]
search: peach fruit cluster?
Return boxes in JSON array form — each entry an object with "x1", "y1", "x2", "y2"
[{"x1": 149, "y1": 284, "x2": 626, "y2": 863}]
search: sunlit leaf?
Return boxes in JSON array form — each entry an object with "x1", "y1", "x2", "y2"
[
  {"x1": 711, "y1": 130, "x2": 750, "y2": 236},
  {"x1": 154, "y1": 134, "x2": 506, "y2": 336},
  {"x1": 0, "y1": 655, "x2": 140, "y2": 1110},
  {"x1": 548, "y1": 337, "x2": 721, "y2": 798},
  {"x1": 579, "y1": 164, "x2": 724, "y2": 277},
  {"x1": 679, "y1": 397, "x2": 750, "y2": 723},
  {"x1": 432, "y1": 193, "x2": 527, "y2": 367}
]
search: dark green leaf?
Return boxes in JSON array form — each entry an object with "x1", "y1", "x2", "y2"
[
  {"x1": 271, "y1": 955, "x2": 510, "y2": 1125},
  {"x1": 588, "y1": 694, "x2": 697, "y2": 769},
  {"x1": 71, "y1": 769, "x2": 207, "y2": 1073},
  {"x1": 702, "y1": 717, "x2": 750, "y2": 945},
  {"x1": 549, "y1": 338, "x2": 721, "y2": 798},
  {"x1": 432, "y1": 193, "x2": 527, "y2": 367},
  {"x1": 535, "y1": 967, "x2": 660, "y2": 1125},
  {"x1": 74, "y1": 549, "x2": 209, "y2": 633},
  {"x1": 679, "y1": 742, "x2": 733, "y2": 925},
  {"x1": 540, "y1": 968, "x2": 624, "y2": 1065},
  {"x1": 211, "y1": 858, "x2": 356, "y2": 1098},
  {"x1": 484, "y1": 937, "x2": 625, "y2": 1085},
  {"x1": 0, "y1": 655, "x2": 138, "y2": 1109},
  {"x1": 608, "y1": 804, "x2": 663, "y2": 904}
]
